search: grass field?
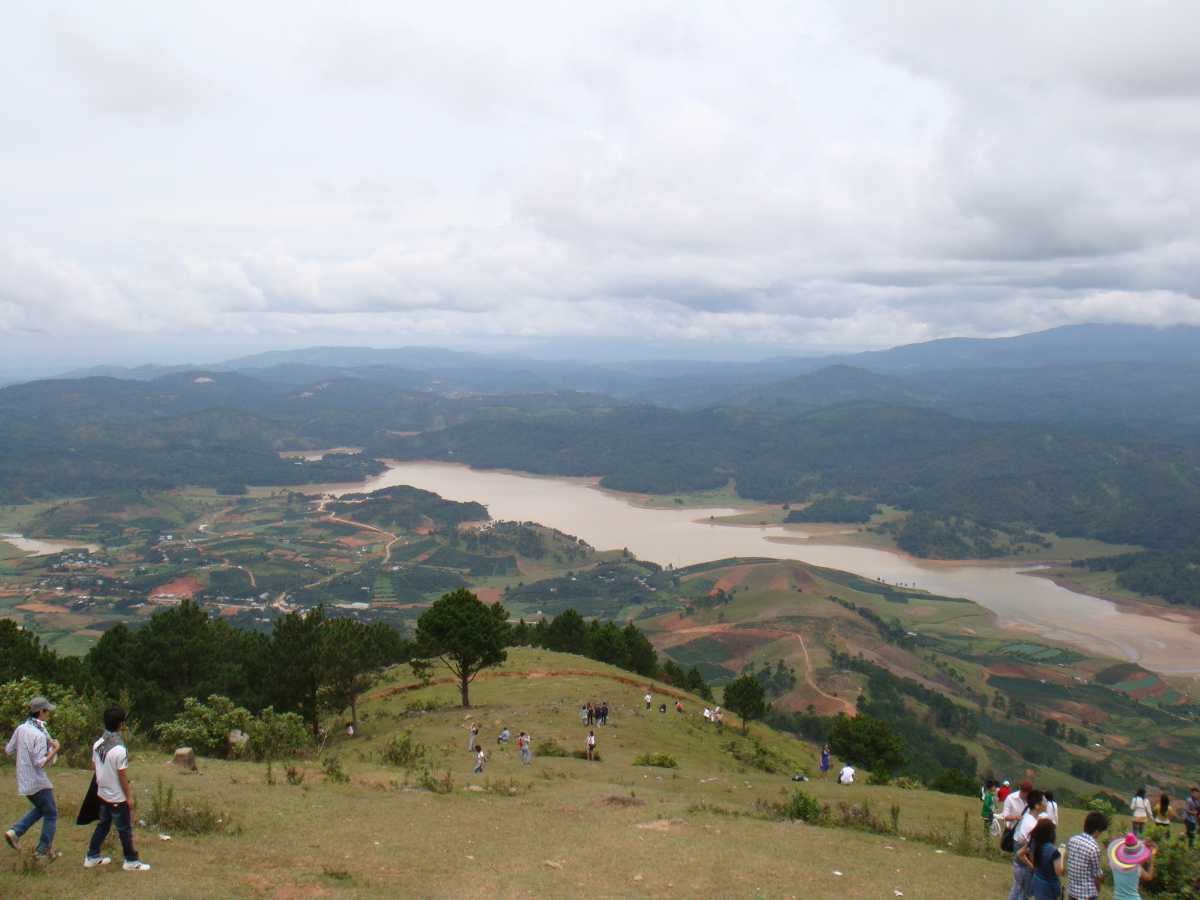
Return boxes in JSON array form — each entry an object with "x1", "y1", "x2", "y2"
[{"x1": 0, "y1": 649, "x2": 1067, "y2": 899}]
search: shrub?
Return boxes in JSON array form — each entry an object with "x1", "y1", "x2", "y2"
[
  {"x1": 247, "y1": 706, "x2": 309, "y2": 784},
  {"x1": 418, "y1": 768, "x2": 454, "y2": 794},
  {"x1": 772, "y1": 788, "x2": 825, "y2": 824},
  {"x1": 632, "y1": 752, "x2": 677, "y2": 768},
  {"x1": 1087, "y1": 794, "x2": 1118, "y2": 818},
  {"x1": 381, "y1": 731, "x2": 426, "y2": 769},
  {"x1": 534, "y1": 738, "x2": 569, "y2": 758},
  {"x1": 866, "y1": 770, "x2": 891, "y2": 786},
  {"x1": 321, "y1": 753, "x2": 350, "y2": 784},
  {"x1": 157, "y1": 695, "x2": 253, "y2": 758},
  {"x1": 724, "y1": 739, "x2": 791, "y2": 773},
  {"x1": 830, "y1": 799, "x2": 894, "y2": 834},
  {"x1": 1142, "y1": 825, "x2": 1200, "y2": 896},
  {"x1": 0, "y1": 677, "x2": 97, "y2": 768},
  {"x1": 148, "y1": 778, "x2": 237, "y2": 836},
  {"x1": 285, "y1": 765, "x2": 306, "y2": 786},
  {"x1": 927, "y1": 768, "x2": 978, "y2": 796}
]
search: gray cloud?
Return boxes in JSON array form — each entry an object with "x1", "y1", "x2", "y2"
[{"x1": 1, "y1": 1, "x2": 1199, "y2": 366}]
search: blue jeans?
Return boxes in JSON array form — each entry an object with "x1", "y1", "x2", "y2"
[
  {"x1": 12, "y1": 788, "x2": 57, "y2": 853},
  {"x1": 1007, "y1": 854, "x2": 1033, "y2": 900},
  {"x1": 87, "y1": 801, "x2": 138, "y2": 862}
]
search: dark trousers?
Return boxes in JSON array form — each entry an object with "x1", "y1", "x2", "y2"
[{"x1": 87, "y1": 801, "x2": 138, "y2": 862}]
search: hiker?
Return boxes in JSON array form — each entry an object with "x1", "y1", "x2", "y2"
[
  {"x1": 713, "y1": 706, "x2": 722, "y2": 727},
  {"x1": 982, "y1": 780, "x2": 998, "y2": 836},
  {"x1": 1153, "y1": 792, "x2": 1172, "y2": 834},
  {"x1": 1187, "y1": 787, "x2": 1200, "y2": 849},
  {"x1": 580, "y1": 704, "x2": 589, "y2": 726},
  {"x1": 1043, "y1": 790, "x2": 1059, "y2": 827},
  {"x1": 644, "y1": 692, "x2": 652, "y2": 710},
  {"x1": 1064, "y1": 811, "x2": 1108, "y2": 900},
  {"x1": 1002, "y1": 780, "x2": 1032, "y2": 835},
  {"x1": 1107, "y1": 833, "x2": 1156, "y2": 899},
  {"x1": 1008, "y1": 789, "x2": 1045, "y2": 900},
  {"x1": 1130, "y1": 788, "x2": 1152, "y2": 835},
  {"x1": 473, "y1": 746, "x2": 486, "y2": 774},
  {"x1": 820, "y1": 745, "x2": 831, "y2": 778},
  {"x1": 659, "y1": 703, "x2": 667, "y2": 714},
  {"x1": 4, "y1": 696, "x2": 61, "y2": 861},
  {"x1": 518, "y1": 732, "x2": 532, "y2": 765},
  {"x1": 599, "y1": 702, "x2": 609, "y2": 725},
  {"x1": 837, "y1": 764, "x2": 855, "y2": 785},
  {"x1": 1019, "y1": 818, "x2": 1064, "y2": 900},
  {"x1": 85, "y1": 706, "x2": 149, "y2": 871},
  {"x1": 345, "y1": 723, "x2": 355, "y2": 738},
  {"x1": 497, "y1": 727, "x2": 511, "y2": 746},
  {"x1": 998, "y1": 780, "x2": 1013, "y2": 803},
  {"x1": 587, "y1": 702, "x2": 595, "y2": 726},
  {"x1": 675, "y1": 701, "x2": 683, "y2": 713},
  {"x1": 467, "y1": 723, "x2": 479, "y2": 752},
  {"x1": 703, "y1": 707, "x2": 711, "y2": 723},
  {"x1": 586, "y1": 730, "x2": 596, "y2": 761}
]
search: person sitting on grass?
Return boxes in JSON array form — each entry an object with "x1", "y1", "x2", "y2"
[
  {"x1": 837, "y1": 764, "x2": 855, "y2": 785},
  {"x1": 497, "y1": 727, "x2": 511, "y2": 746},
  {"x1": 85, "y1": 706, "x2": 149, "y2": 872},
  {"x1": 4, "y1": 696, "x2": 61, "y2": 862}
]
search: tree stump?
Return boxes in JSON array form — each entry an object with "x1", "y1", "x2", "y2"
[{"x1": 171, "y1": 747, "x2": 197, "y2": 771}]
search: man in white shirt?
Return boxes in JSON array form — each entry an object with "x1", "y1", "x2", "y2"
[
  {"x1": 4, "y1": 695, "x2": 60, "y2": 859},
  {"x1": 838, "y1": 765, "x2": 855, "y2": 785},
  {"x1": 644, "y1": 692, "x2": 652, "y2": 710},
  {"x1": 84, "y1": 706, "x2": 149, "y2": 871},
  {"x1": 1003, "y1": 780, "x2": 1032, "y2": 828},
  {"x1": 1007, "y1": 789, "x2": 1044, "y2": 900}
]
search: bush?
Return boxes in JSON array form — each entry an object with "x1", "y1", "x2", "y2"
[
  {"x1": 418, "y1": 768, "x2": 454, "y2": 794},
  {"x1": 156, "y1": 695, "x2": 252, "y2": 758},
  {"x1": 247, "y1": 707, "x2": 309, "y2": 785},
  {"x1": 632, "y1": 752, "x2": 677, "y2": 768},
  {"x1": 724, "y1": 739, "x2": 792, "y2": 773},
  {"x1": 321, "y1": 753, "x2": 350, "y2": 784},
  {"x1": 381, "y1": 731, "x2": 426, "y2": 769},
  {"x1": 1087, "y1": 794, "x2": 1118, "y2": 818},
  {"x1": 1142, "y1": 825, "x2": 1200, "y2": 896},
  {"x1": 927, "y1": 768, "x2": 978, "y2": 796},
  {"x1": 772, "y1": 788, "x2": 825, "y2": 824},
  {"x1": 148, "y1": 778, "x2": 237, "y2": 836},
  {"x1": 0, "y1": 677, "x2": 97, "y2": 768},
  {"x1": 534, "y1": 738, "x2": 569, "y2": 758}
]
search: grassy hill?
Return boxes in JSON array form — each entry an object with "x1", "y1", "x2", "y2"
[{"x1": 0, "y1": 649, "x2": 1061, "y2": 898}]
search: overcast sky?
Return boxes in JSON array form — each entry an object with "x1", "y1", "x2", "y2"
[{"x1": 2, "y1": 1, "x2": 1198, "y2": 371}]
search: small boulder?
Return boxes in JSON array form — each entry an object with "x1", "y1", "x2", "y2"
[{"x1": 171, "y1": 747, "x2": 197, "y2": 771}]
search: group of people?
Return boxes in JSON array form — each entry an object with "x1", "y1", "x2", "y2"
[
  {"x1": 1128, "y1": 786, "x2": 1196, "y2": 840},
  {"x1": 472, "y1": 723, "x2": 534, "y2": 772},
  {"x1": 579, "y1": 701, "x2": 609, "y2": 726},
  {"x1": 701, "y1": 706, "x2": 724, "y2": 726},
  {"x1": 985, "y1": 778, "x2": 1200, "y2": 900},
  {"x1": 5, "y1": 695, "x2": 150, "y2": 872}
]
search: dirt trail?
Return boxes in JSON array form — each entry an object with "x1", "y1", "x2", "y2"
[
  {"x1": 792, "y1": 631, "x2": 856, "y2": 717},
  {"x1": 367, "y1": 669, "x2": 696, "y2": 705}
]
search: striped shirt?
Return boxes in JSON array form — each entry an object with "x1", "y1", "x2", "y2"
[
  {"x1": 4, "y1": 719, "x2": 54, "y2": 796},
  {"x1": 1065, "y1": 832, "x2": 1103, "y2": 900}
]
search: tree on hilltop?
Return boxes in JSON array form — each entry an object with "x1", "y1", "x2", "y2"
[
  {"x1": 829, "y1": 713, "x2": 905, "y2": 775},
  {"x1": 414, "y1": 589, "x2": 509, "y2": 708}
]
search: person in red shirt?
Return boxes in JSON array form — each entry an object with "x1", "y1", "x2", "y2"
[{"x1": 997, "y1": 780, "x2": 1012, "y2": 803}]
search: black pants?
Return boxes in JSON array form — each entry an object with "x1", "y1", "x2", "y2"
[{"x1": 87, "y1": 801, "x2": 138, "y2": 862}]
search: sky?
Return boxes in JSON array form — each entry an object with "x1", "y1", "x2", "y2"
[{"x1": 2, "y1": 1, "x2": 1199, "y2": 373}]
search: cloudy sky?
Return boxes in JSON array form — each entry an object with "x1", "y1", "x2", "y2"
[{"x1": 2, "y1": 1, "x2": 1198, "y2": 371}]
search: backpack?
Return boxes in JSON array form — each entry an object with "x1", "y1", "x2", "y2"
[{"x1": 1000, "y1": 806, "x2": 1028, "y2": 852}]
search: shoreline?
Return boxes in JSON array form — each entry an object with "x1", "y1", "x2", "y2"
[{"x1": 1023, "y1": 567, "x2": 1200, "y2": 636}]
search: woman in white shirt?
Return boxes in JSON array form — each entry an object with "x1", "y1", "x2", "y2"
[
  {"x1": 1043, "y1": 790, "x2": 1059, "y2": 826},
  {"x1": 1131, "y1": 787, "x2": 1153, "y2": 835}
]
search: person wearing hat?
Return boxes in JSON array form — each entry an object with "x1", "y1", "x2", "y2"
[
  {"x1": 1107, "y1": 832, "x2": 1156, "y2": 899},
  {"x1": 4, "y1": 696, "x2": 61, "y2": 860},
  {"x1": 998, "y1": 780, "x2": 1013, "y2": 803}
]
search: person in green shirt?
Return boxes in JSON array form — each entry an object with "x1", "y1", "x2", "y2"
[{"x1": 982, "y1": 779, "x2": 998, "y2": 836}]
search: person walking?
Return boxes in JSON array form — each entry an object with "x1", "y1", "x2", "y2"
[
  {"x1": 84, "y1": 706, "x2": 149, "y2": 871},
  {"x1": 518, "y1": 732, "x2": 532, "y2": 765},
  {"x1": 1064, "y1": 811, "x2": 1108, "y2": 900},
  {"x1": 599, "y1": 702, "x2": 609, "y2": 726},
  {"x1": 820, "y1": 745, "x2": 831, "y2": 778},
  {"x1": 1186, "y1": 787, "x2": 1200, "y2": 849},
  {"x1": 1001, "y1": 780, "x2": 1032, "y2": 850},
  {"x1": 644, "y1": 692, "x2": 652, "y2": 711},
  {"x1": 1130, "y1": 788, "x2": 1152, "y2": 835},
  {"x1": 473, "y1": 746, "x2": 486, "y2": 774},
  {"x1": 1153, "y1": 792, "x2": 1172, "y2": 835},
  {"x1": 1107, "y1": 833, "x2": 1155, "y2": 900},
  {"x1": 1019, "y1": 819, "x2": 1064, "y2": 900},
  {"x1": 1043, "y1": 790, "x2": 1059, "y2": 827},
  {"x1": 580, "y1": 704, "x2": 589, "y2": 726},
  {"x1": 467, "y1": 723, "x2": 479, "y2": 753},
  {"x1": 4, "y1": 696, "x2": 61, "y2": 861},
  {"x1": 585, "y1": 730, "x2": 596, "y2": 761}
]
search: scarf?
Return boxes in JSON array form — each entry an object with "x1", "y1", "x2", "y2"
[{"x1": 96, "y1": 729, "x2": 124, "y2": 763}]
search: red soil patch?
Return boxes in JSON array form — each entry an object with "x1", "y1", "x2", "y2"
[
  {"x1": 709, "y1": 565, "x2": 754, "y2": 595},
  {"x1": 474, "y1": 587, "x2": 503, "y2": 603},
  {"x1": 150, "y1": 576, "x2": 203, "y2": 598},
  {"x1": 337, "y1": 535, "x2": 379, "y2": 548},
  {"x1": 989, "y1": 664, "x2": 1039, "y2": 679}
]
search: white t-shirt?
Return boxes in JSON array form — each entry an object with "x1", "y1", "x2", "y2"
[
  {"x1": 1131, "y1": 796, "x2": 1153, "y2": 820},
  {"x1": 838, "y1": 766, "x2": 855, "y2": 784},
  {"x1": 1015, "y1": 811, "x2": 1039, "y2": 845},
  {"x1": 587, "y1": 734, "x2": 596, "y2": 746},
  {"x1": 1045, "y1": 800, "x2": 1059, "y2": 825},
  {"x1": 1002, "y1": 791, "x2": 1027, "y2": 821},
  {"x1": 644, "y1": 694, "x2": 652, "y2": 704},
  {"x1": 93, "y1": 739, "x2": 128, "y2": 804}
]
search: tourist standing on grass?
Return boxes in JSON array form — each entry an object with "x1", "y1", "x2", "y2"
[
  {"x1": 1002, "y1": 780, "x2": 1032, "y2": 835},
  {"x1": 1008, "y1": 789, "x2": 1044, "y2": 900},
  {"x1": 820, "y1": 745, "x2": 831, "y2": 777},
  {"x1": 580, "y1": 704, "x2": 589, "y2": 725},
  {"x1": 1019, "y1": 818, "x2": 1064, "y2": 900},
  {"x1": 1186, "y1": 787, "x2": 1200, "y2": 848},
  {"x1": 1107, "y1": 833, "x2": 1155, "y2": 900},
  {"x1": 518, "y1": 732, "x2": 532, "y2": 765},
  {"x1": 1043, "y1": 790, "x2": 1059, "y2": 827},
  {"x1": 1130, "y1": 788, "x2": 1152, "y2": 835},
  {"x1": 1064, "y1": 811, "x2": 1108, "y2": 900},
  {"x1": 4, "y1": 696, "x2": 61, "y2": 861},
  {"x1": 473, "y1": 746, "x2": 486, "y2": 774},
  {"x1": 599, "y1": 702, "x2": 609, "y2": 725},
  {"x1": 982, "y1": 780, "x2": 997, "y2": 836},
  {"x1": 644, "y1": 692, "x2": 652, "y2": 710},
  {"x1": 85, "y1": 706, "x2": 149, "y2": 872},
  {"x1": 1153, "y1": 792, "x2": 1172, "y2": 834},
  {"x1": 586, "y1": 730, "x2": 596, "y2": 761},
  {"x1": 467, "y1": 723, "x2": 479, "y2": 752},
  {"x1": 998, "y1": 780, "x2": 1013, "y2": 803}
]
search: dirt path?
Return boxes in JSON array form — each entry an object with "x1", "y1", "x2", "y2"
[
  {"x1": 324, "y1": 511, "x2": 401, "y2": 563},
  {"x1": 792, "y1": 631, "x2": 856, "y2": 717}
]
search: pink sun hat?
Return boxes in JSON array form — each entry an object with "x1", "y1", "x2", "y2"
[{"x1": 1108, "y1": 833, "x2": 1152, "y2": 870}]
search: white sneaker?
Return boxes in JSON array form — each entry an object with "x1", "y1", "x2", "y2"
[
  {"x1": 123, "y1": 860, "x2": 151, "y2": 871},
  {"x1": 3, "y1": 829, "x2": 18, "y2": 851},
  {"x1": 84, "y1": 855, "x2": 112, "y2": 868}
]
